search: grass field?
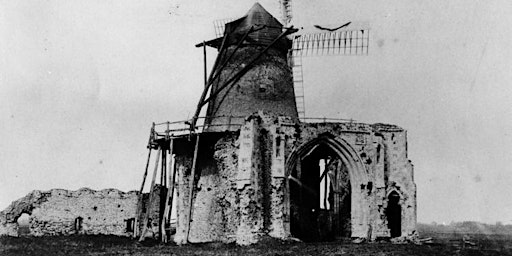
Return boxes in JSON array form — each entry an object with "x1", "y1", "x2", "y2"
[{"x1": 1, "y1": 234, "x2": 511, "y2": 256}]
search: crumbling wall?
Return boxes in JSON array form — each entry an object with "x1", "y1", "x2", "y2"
[
  {"x1": 289, "y1": 118, "x2": 416, "y2": 240},
  {"x1": 0, "y1": 188, "x2": 138, "y2": 237},
  {"x1": 377, "y1": 127, "x2": 416, "y2": 236},
  {"x1": 236, "y1": 116, "x2": 267, "y2": 245},
  {"x1": 137, "y1": 185, "x2": 164, "y2": 239},
  {"x1": 173, "y1": 112, "x2": 416, "y2": 244},
  {"x1": 235, "y1": 114, "x2": 295, "y2": 244},
  {"x1": 174, "y1": 134, "x2": 241, "y2": 244}
]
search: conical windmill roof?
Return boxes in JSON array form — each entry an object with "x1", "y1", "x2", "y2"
[
  {"x1": 226, "y1": 2, "x2": 283, "y2": 34},
  {"x1": 202, "y1": 3, "x2": 291, "y2": 52}
]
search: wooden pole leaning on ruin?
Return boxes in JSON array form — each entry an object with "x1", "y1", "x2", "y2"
[
  {"x1": 159, "y1": 147, "x2": 167, "y2": 240},
  {"x1": 133, "y1": 148, "x2": 152, "y2": 238},
  {"x1": 200, "y1": 27, "x2": 298, "y2": 106},
  {"x1": 161, "y1": 138, "x2": 175, "y2": 243},
  {"x1": 139, "y1": 149, "x2": 161, "y2": 242},
  {"x1": 161, "y1": 149, "x2": 167, "y2": 188},
  {"x1": 190, "y1": 26, "x2": 258, "y2": 130},
  {"x1": 185, "y1": 134, "x2": 200, "y2": 243}
]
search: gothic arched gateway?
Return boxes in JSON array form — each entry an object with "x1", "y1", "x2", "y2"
[{"x1": 285, "y1": 135, "x2": 371, "y2": 241}]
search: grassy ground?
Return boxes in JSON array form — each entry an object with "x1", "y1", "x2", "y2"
[{"x1": 1, "y1": 235, "x2": 511, "y2": 256}]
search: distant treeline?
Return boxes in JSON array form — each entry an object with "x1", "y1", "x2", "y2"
[{"x1": 418, "y1": 221, "x2": 512, "y2": 235}]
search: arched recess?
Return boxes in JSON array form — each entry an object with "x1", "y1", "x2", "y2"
[
  {"x1": 285, "y1": 134, "x2": 370, "y2": 240},
  {"x1": 386, "y1": 191, "x2": 402, "y2": 237},
  {"x1": 17, "y1": 213, "x2": 31, "y2": 236}
]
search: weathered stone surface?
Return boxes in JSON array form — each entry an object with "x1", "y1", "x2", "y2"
[
  {"x1": 174, "y1": 112, "x2": 416, "y2": 245},
  {"x1": 0, "y1": 188, "x2": 138, "y2": 237},
  {"x1": 174, "y1": 134, "x2": 241, "y2": 244}
]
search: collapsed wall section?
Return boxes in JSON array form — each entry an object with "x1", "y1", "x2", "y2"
[
  {"x1": 374, "y1": 124, "x2": 416, "y2": 236},
  {"x1": 0, "y1": 188, "x2": 138, "y2": 237}
]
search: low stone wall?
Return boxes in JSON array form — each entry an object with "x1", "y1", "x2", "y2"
[{"x1": 0, "y1": 188, "x2": 138, "y2": 237}]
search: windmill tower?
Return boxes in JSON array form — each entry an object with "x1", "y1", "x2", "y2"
[
  {"x1": 193, "y1": 3, "x2": 299, "y2": 132},
  {"x1": 207, "y1": 1, "x2": 370, "y2": 122}
]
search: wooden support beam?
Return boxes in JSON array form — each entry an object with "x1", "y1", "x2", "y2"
[
  {"x1": 201, "y1": 27, "x2": 298, "y2": 106},
  {"x1": 203, "y1": 41, "x2": 207, "y2": 88},
  {"x1": 139, "y1": 149, "x2": 161, "y2": 242},
  {"x1": 162, "y1": 150, "x2": 167, "y2": 188},
  {"x1": 323, "y1": 159, "x2": 328, "y2": 209},
  {"x1": 190, "y1": 33, "x2": 229, "y2": 131},
  {"x1": 159, "y1": 148, "x2": 167, "y2": 240},
  {"x1": 161, "y1": 139, "x2": 175, "y2": 243},
  {"x1": 185, "y1": 134, "x2": 200, "y2": 242},
  {"x1": 191, "y1": 26, "x2": 293, "y2": 130},
  {"x1": 133, "y1": 148, "x2": 152, "y2": 238}
]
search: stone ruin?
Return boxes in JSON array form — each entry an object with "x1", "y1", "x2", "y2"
[
  {"x1": 164, "y1": 3, "x2": 417, "y2": 245},
  {"x1": 171, "y1": 112, "x2": 416, "y2": 245},
  {"x1": 0, "y1": 3, "x2": 417, "y2": 245},
  {"x1": 0, "y1": 187, "x2": 160, "y2": 238}
]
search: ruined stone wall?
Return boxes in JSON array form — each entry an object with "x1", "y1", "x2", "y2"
[
  {"x1": 379, "y1": 128, "x2": 417, "y2": 236},
  {"x1": 173, "y1": 113, "x2": 416, "y2": 244},
  {"x1": 174, "y1": 134, "x2": 240, "y2": 244},
  {"x1": 294, "y1": 121, "x2": 416, "y2": 239},
  {"x1": 0, "y1": 188, "x2": 138, "y2": 237},
  {"x1": 137, "y1": 185, "x2": 164, "y2": 239}
]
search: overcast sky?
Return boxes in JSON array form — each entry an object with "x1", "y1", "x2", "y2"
[{"x1": 1, "y1": 0, "x2": 512, "y2": 225}]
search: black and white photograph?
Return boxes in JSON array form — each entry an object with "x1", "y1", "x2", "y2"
[{"x1": 1, "y1": 1, "x2": 511, "y2": 255}]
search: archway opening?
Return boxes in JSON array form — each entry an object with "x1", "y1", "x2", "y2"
[
  {"x1": 75, "y1": 217, "x2": 83, "y2": 233},
  {"x1": 17, "y1": 213, "x2": 31, "y2": 236},
  {"x1": 289, "y1": 143, "x2": 351, "y2": 242},
  {"x1": 387, "y1": 191, "x2": 401, "y2": 237}
]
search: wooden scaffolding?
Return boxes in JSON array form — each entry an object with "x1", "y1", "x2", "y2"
[{"x1": 134, "y1": 122, "x2": 201, "y2": 243}]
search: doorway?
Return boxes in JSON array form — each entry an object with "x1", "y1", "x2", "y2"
[
  {"x1": 387, "y1": 191, "x2": 401, "y2": 237},
  {"x1": 289, "y1": 143, "x2": 351, "y2": 242}
]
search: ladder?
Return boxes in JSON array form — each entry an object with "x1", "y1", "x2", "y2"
[
  {"x1": 135, "y1": 148, "x2": 161, "y2": 241},
  {"x1": 291, "y1": 53, "x2": 306, "y2": 120}
]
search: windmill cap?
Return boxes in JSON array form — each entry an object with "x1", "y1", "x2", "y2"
[
  {"x1": 243, "y1": 2, "x2": 283, "y2": 28},
  {"x1": 199, "y1": 3, "x2": 292, "y2": 52}
]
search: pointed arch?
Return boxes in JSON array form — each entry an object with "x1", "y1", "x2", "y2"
[
  {"x1": 285, "y1": 133, "x2": 371, "y2": 238},
  {"x1": 386, "y1": 187, "x2": 404, "y2": 199},
  {"x1": 286, "y1": 134, "x2": 369, "y2": 185}
]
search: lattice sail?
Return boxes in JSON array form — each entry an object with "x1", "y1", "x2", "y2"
[
  {"x1": 213, "y1": 18, "x2": 236, "y2": 37},
  {"x1": 291, "y1": 29, "x2": 370, "y2": 56}
]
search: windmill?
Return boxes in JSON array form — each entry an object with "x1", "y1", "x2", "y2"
[
  {"x1": 204, "y1": 1, "x2": 370, "y2": 123},
  {"x1": 135, "y1": 2, "x2": 371, "y2": 242}
]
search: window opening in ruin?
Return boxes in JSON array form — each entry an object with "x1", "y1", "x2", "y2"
[
  {"x1": 387, "y1": 191, "x2": 401, "y2": 237},
  {"x1": 126, "y1": 218, "x2": 135, "y2": 233},
  {"x1": 290, "y1": 143, "x2": 351, "y2": 242},
  {"x1": 17, "y1": 213, "x2": 31, "y2": 236},
  {"x1": 275, "y1": 136, "x2": 281, "y2": 157},
  {"x1": 75, "y1": 217, "x2": 83, "y2": 233}
]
